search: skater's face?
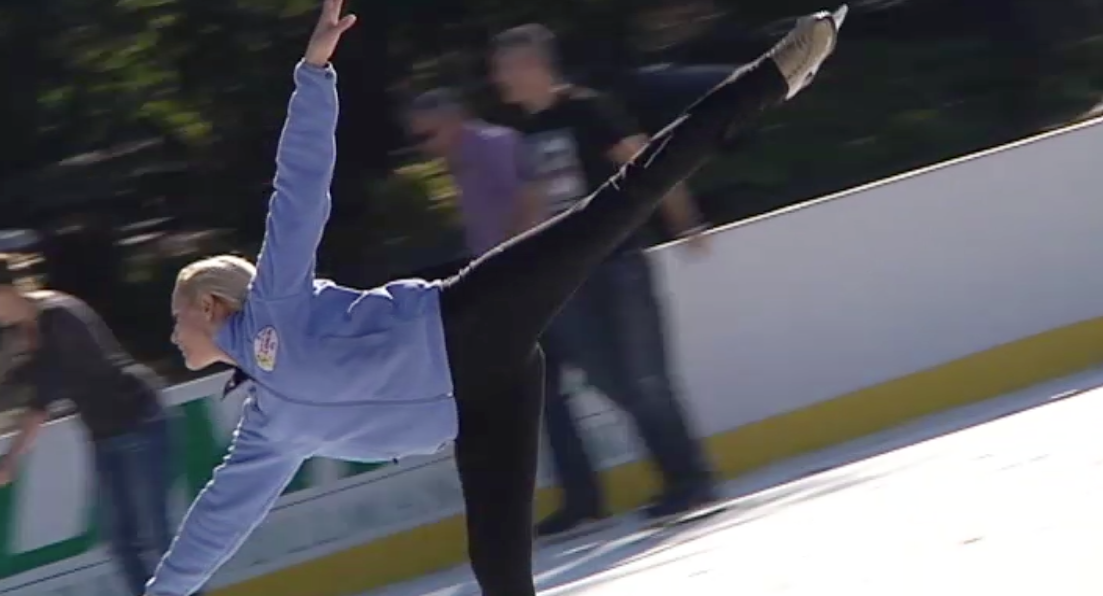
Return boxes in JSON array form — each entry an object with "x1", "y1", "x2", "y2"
[
  {"x1": 491, "y1": 46, "x2": 551, "y2": 105},
  {"x1": 170, "y1": 291, "x2": 229, "y2": 371}
]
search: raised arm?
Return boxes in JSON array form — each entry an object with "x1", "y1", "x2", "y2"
[
  {"x1": 251, "y1": 0, "x2": 358, "y2": 300},
  {"x1": 145, "y1": 398, "x2": 305, "y2": 596},
  {"x1": 251, "y1": 62, "x2": 338, "y2": 299}
]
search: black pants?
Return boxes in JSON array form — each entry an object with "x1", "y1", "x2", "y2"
[{"x1": 437, "y1": 57, "x2": 788, "y2": 596}]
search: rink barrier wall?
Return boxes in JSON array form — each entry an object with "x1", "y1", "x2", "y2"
[{"x1": 4, "y1": 115, "x2": 1103, "y2": 596}]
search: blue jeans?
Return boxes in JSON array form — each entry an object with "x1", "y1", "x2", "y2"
[
  {"x1": 93, "y1": 414, "x2": 175, "y2": 596},
  {"x1": 542, "y1": 250, "x2": 712, "y2": 512}
]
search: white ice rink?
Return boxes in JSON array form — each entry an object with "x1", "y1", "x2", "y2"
[{"x1": 364, "y1": 366, "x2": 1103, "y2": 596}]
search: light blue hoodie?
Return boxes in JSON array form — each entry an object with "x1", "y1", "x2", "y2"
[{"x1": 146, "y1": 61, "x2": 458, "y2": 596}]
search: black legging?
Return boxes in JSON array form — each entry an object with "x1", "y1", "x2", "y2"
[{"x1": 438, "y1": 55, "x2": 788, "y2": 596}]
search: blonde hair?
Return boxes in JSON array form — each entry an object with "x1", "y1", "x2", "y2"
[{"x1": 174, "y1": 255, "x2": 256, "y2": 311}]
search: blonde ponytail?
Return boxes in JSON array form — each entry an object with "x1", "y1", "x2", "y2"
[{"x1": 174, "y1": 255, "x2": 256, "y2": 311}]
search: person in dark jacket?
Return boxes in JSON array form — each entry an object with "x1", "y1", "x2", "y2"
[{"x1": 0, "y1": 257, "x2": 176, "y2": 596}]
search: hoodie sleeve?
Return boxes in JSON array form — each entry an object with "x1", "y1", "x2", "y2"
[
  {"x1": 250, "y1": 60, "x2": 339, "y2": 301},
  {"x1": 145, "y1": 397, "x2": 305, "y2": 596}
]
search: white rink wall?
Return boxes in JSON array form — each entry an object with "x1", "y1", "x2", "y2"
[
  {"x1": 4, "y1": 117, "x2": 1103, "y2": 595},
  {"x1": 652, "y1": 116, "x2": 1103, "y2": 435}
]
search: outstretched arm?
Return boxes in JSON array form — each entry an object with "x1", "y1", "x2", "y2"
[
  {"x1": 251, "y1": 62, "x2": 338, "y2": 299},
  {"x1": 145, "y1": 398, "x2": 305, "y2": 596},
  {"x1": 251, "y1": 0, "x2": 358, "y2": 300}
]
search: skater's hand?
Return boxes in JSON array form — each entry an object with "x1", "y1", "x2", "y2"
[{"x1": 304, "y1": 0, "x2": 357, "y2": 67}]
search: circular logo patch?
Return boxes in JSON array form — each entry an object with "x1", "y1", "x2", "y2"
[{"x1": 253, "y1": 326, "x2": 279, "y2": 372}]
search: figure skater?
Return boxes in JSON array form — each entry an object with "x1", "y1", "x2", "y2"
[{"x1": 148, "y1": 1, "x2": 847, "y2": 595}]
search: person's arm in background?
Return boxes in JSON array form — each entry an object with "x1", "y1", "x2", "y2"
[
  {"x1": 586, "y1": 93, "x2": 709, "y2": 254},
  {"x1": 607, "y1": 136, "x2": 707, "y2": 252},
  {"x1": 513, "y1": 184, "x2": 545, "y2": 237},
  {"x1": 498, "y1": 129, "x2": 544, "y2": 237},
  {"x1": 0, "y1": 408, "x2": 48, "y2": 485},
  {"x1": 0, "y1": 314, "x2": 72, "y2": 485}
]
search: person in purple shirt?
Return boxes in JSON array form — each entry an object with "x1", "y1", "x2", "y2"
[
  {"x1": 148, "y1": 1, "x2": 846, "y2": 594},
  {"x1": 406, "y1": 88, "x2": 541, "y2": 257}
]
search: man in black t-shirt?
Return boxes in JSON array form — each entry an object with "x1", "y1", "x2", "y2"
[
  {"x1": 0, "y1": 257, "x2": 176, "y2": 596},
  {"x1": 491, "y1": 23, "x2": 717, "y2": 538}
]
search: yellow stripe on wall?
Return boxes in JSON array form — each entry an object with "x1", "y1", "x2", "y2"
[{"x1": 214, "y1": 315, "x2": 1103, "y2": 596}]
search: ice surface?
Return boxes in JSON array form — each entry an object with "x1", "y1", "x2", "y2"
[{"x1": 365, "y1": 367, "x2": 1103, "y2": 596}]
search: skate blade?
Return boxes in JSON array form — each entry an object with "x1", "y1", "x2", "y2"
[{"x1": 832, "y1": 4, "x2": 849, "y2": 28}]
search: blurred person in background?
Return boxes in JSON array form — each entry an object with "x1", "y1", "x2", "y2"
[
  {"x1": 621, "y1": 0, "x2": 765, "y2": 140},
  {"x1": 631, "y1": 0, "x2": 764, "y2": 66},
  {"x1": 406, "y1": 87, "x2": 542, "y2": 258},
  {"x1": 0, "y1": 256, "x2": 177, "y2": 596},
  {"x1": 490, "y1": 22, "x2": 718, "y2": 538}
]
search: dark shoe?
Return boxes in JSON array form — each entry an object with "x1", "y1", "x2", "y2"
[
  {"x1": 536, "y1": 508, "x2": 612, "y2": 541},
  {"x1": 642, "y1": 483, "x2": 719, "y2": 522}
]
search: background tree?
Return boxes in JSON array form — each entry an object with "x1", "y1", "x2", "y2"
[{"x1": 0, "y1": 0, "x2": 1100, "y2": 382}]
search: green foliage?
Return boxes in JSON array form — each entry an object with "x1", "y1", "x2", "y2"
[
  {"x1": 677, "y1": 1, "x2": 1103, "y2": 221},
  {"x1": 1, "y1": 0, "x2": 1103, "y2": 380},
  {"x1": 359, "y1": 157, "x2": 460, "y2": 247},
  {"x1": 395, "y1": 159, "x2": 459, "y2": 204}
]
